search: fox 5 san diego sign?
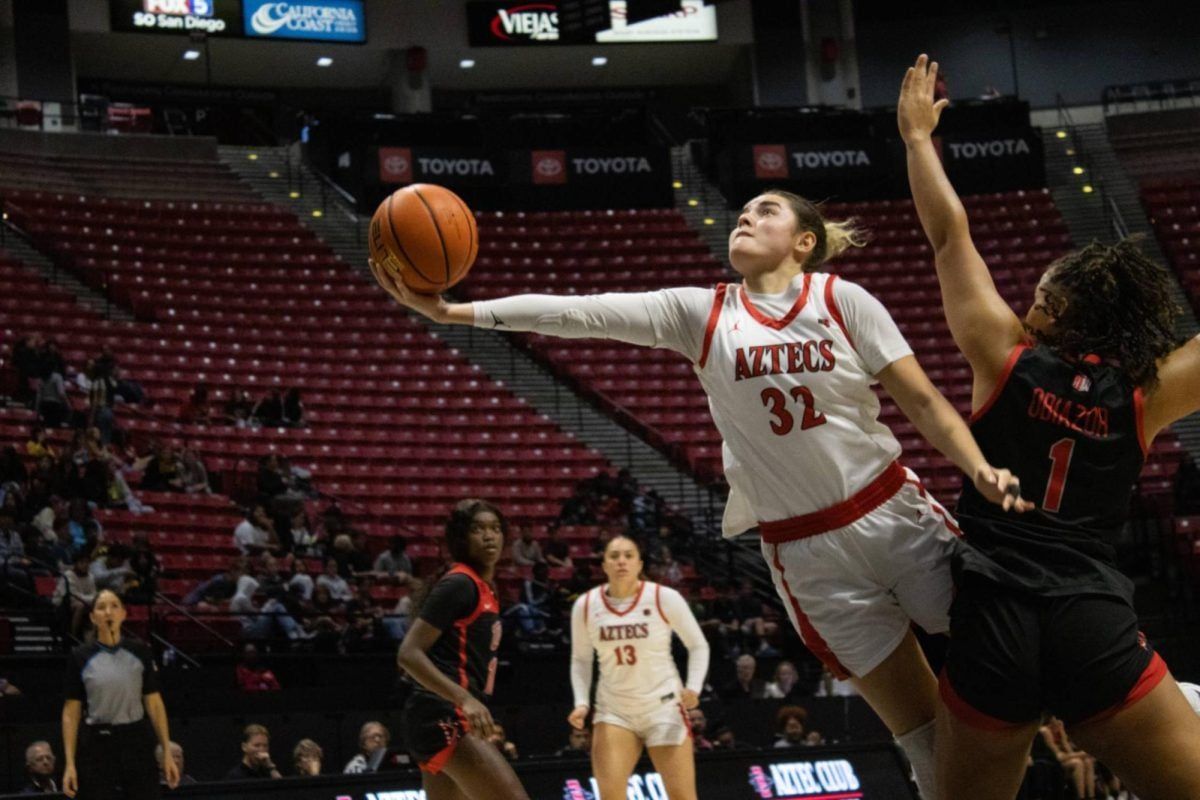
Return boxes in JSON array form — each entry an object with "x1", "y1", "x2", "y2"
[{"x1": 111, "y1": 0, "x2": 244, "y2": 36}]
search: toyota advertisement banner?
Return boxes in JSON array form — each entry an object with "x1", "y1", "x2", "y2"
[
  {"x1": 728, "y1": 128, "x2": 1044, "y2": 201},
  {"x1": 374, "y1": 146, "x2": 671, "y2": 210},
  {"x1": 465, "y1": 0, "x2": 717, "y2": 46}
]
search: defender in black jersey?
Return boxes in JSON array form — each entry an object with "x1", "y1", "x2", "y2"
[
  {"x1": 396, "y1": 500, "x2": 529, "y2": 800},
  {"x1": 902, "y1": 53, "x2": 1200, "y2": 800}
]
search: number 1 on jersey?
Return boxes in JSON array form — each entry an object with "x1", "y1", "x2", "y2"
[{"x1": 1043, "y1": 437, "x2": 1075, "y2": 513}]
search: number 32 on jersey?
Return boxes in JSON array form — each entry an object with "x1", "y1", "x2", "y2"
[{"x1": 761, "y1": 386, "x2": 826, "y2": 435}]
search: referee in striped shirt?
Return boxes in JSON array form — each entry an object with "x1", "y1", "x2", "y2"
[{"x1": 62, "y1": 589, "x2": 179, "y2": 799}]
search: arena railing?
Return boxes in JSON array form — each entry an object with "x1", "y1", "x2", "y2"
[{"x1": 1102, "y1": 77, "x2": 1200, "y2": 116}]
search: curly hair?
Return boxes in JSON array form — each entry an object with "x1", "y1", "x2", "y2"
[
  {"x1": 411, "y1": 499, "x2": 507, "y2": 618},
  {"x1": 1039, "y1": 237, "x2": 1179, "y2": 388}
]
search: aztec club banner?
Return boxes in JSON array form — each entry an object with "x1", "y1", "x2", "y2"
[{"x1": 465, "y1": 0, "x2": 717, "y2": 46}]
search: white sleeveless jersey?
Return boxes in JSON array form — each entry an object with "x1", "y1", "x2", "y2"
[
  {"x1": 695, "y1": 273, "x2": 910, "y2": 536},
  {"x1": 580, "y1": 582, "x2": 683, "y2": 710}
]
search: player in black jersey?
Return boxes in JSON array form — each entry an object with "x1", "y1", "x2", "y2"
[
  {"x1": 901, "y1": 54, "x2": 1200, "y2": 799},
  {"x1": 396, "y1": 499, "x2": 530, "y2": 800}
]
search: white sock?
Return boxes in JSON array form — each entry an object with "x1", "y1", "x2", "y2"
[{"x1": 895, "y1": 718, "x2": 938, "y2": 800}]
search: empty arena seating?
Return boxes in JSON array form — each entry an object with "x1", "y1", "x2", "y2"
[
  {"x1": 0, "y1": 150, "x2": 257, "y2": 201},
  {"x1": 459, "y1": 192, "x2": 1187, "y2": 501},
  {"x1": 1141, "y1": 179, "x2": 1200, "y2": 313}
]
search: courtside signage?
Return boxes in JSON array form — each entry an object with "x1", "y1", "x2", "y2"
[
  {"x1": 242, "y1": 0, "x2": 366, "y2": 42},
  {"x1": 111, "y1": 0, "x2": 244, "y2": 35}
]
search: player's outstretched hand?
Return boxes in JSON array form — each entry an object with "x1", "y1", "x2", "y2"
[
  {"x1": 567, "y1": 704, "x2": 589, "y2": 730},
  {"x1": 163, "y1": 756, "x2": 181, "y2": 789},
  {"x1": 973, "y1": 464, "x2": 1035, "y2": 513},
  {"x1": 897, "y1": 53, "x2": 949, "y2": 144},
  {"x1": 461, "y1": 696, "x2": 496, "y2": 740},
  {"x1": 680, "y1": 689, "x2": 700, "y2": 710},
  {"x1": 369, "y1": 257, "x2": 448, "y2": 322}
]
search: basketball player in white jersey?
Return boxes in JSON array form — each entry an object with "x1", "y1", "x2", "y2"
[
  {"x1": 568, "y1": 534, "x2": 709, "y2": 800},
  {"x1": 370, "y1": 191, "x2": 1030, "y2": 799}
]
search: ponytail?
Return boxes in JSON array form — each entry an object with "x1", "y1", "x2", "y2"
[
  {"x1": 759, "y1": 188, "x2": 871, "y2": 269},
  {"x1": 820, "y1": 218, "x2": 870, "y2": 265}
]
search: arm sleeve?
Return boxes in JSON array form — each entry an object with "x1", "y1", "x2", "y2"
[
  {"x1": 834, "y1": 279, "x2": 914, "y2": 375},
  {"x1": 660, "y1": 588, "x2": 710, "y2": 694},
  {"x1": 64, "y1": 648, "x2": 85, "y2": 701},
  {"x1": 569, "y1": 594, "x2": 595, "y2": 708},
  {"x1": 417, "y1": 574, "x2": 477, "y2": 632},
  {"x1": 135, "y1": 640, "x2": 161, "y2": 694},
  {"x1": 472, "y1": 287, "x2": 715, "y2": 363}
]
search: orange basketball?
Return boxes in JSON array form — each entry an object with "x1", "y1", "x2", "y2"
[{"x1": 368, "y1": 184, "x2": 478, "y2": 294}]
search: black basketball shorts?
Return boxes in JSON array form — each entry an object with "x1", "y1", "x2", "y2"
[
  {"x1": 402, "y1": 691, "x2": 471, "y2": 774},
  {"x1": 940, "y1": 571, "x2": 1166, "y2": 727}
]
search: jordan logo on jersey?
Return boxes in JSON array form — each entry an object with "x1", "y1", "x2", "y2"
[
  {"x1": 734, "y1": 340, "x2": 836, "y2": 382},
  {"x1": 1072, "y1": 374, "x2": 1092, "y2": 393}
]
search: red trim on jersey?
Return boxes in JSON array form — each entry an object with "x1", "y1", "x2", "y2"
[
  {"x1": 419, "y1": 740, "x2": 458, "y2": 775},
  {"x1": 759, "y1": 461, "x2": 906, "y2": 543},
  {"x1": 822, "y1": 274, "x2": 857, "y2": 352},
  {"x1": 446, "y1": 563, "x2": 496, "y2": 689},
  {"x1": 1078, "y1": 652, "x2": 1168, "y2": 726},
  {"x1": 698, "y1": 283, "x2": 728, "y2": 369},
  {"x1": 678, "y1": 702, "x2": 694, "y2": 740},
  {"x1": 938, "y1": 668, "x2": 1024, "y2": 730},
  {"x1": 770, "y1": 543, "x2": 850, "y2": 679},
  {"x1": 654, "y1": 584, "x2": 670, "y2": 624},
  {"x1": 1132, "y1": 387, "x2": 1149, "y2": 458},
  {"x1": 600, "y1": 581, "x2": 646, "y2": 616},
  {"x1": 739, "y1": 273, "x2": 812, "y2": 330},
  {"x1": 969, "y1": 344, "x2": 1029, "y2": 424},
  {"x1": 904, "y1": 477, "x2": 963, "y2": 537}
]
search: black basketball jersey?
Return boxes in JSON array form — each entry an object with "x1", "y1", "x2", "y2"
[
  {"x1": 955, "y1": 344, "x2": 1146, "y2": 598},
  {"x1": 413, "y1": 564, "x2": 502, "y2": 700}
]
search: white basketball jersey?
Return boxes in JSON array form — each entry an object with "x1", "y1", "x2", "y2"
[
  {"x1": 582, "y1": 582, "x2": 683, "y2": 711},
  {"x1": 695, "y1": 272, "x2": 907, "y2": 536}
]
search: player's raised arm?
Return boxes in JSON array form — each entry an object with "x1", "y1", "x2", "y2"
[
  {"x1": 898, "y1": 54, "x2": 1024, "y2": 384},
  {"x1": 1144, "y1": 335, "x2": 1200, "y2": 441}
]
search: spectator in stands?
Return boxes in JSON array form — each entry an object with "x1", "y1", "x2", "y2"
[
  {"x1": 343, "y1": 721, "x2": 390, "y2": 773},
  {"x1": 12, "y1": 335, "x2": 40, "y2": 405},
  {"x1": 554, "y1": 725, "x2": 592, "y2": 758},
  {"x1": 814, "y1": 665, "x2": 859, "y2": 698},
  {"x1": 236, "y1": 643, "x2": 281, "y2": 692},
  {"x1": 542, "y1": 526, "x2": 572, "y2": 570},
  {"x1": 687, "y1": 707, "x2": 715, "y2": 751},
  {"x1": 317, "y1": 557, "x2": 353, "y2": 602},
  {"x1": 1176, "y1": 455, "x2": 1200, "y2": 515},
  {"x1": 256, "y1": 454, "x2": 289, "y2": 504},
  {"x1": 178, "y1": 383, "x2": 212, "y2": 425},
  {"x1": 177, "y1": 449, "x2": 210, "y2": 495},
  {"x1": 764, "y1": 660, "x2": 805, "y2": 703},
  {"x1": 283, "y1": 509, "x2": 320, "y2": 557},
  {"x1": 372, "y1": 535, "x2": 413, "y2": 584},
  {"x1": 1040, "y1": 717, "x2": 1097, "y2": 800},
  {"x1": 251, "y1": 390, "x2": 284, "y2": 428},
  {"x1": 383, "y1": 592, "x2": 413, "y2": 641},
  {"x1": 111, "y1": 365, "x2": 147, "y2": 406},
  {"x1": 233, "y1": 504, "x2": 278, "y2": 556},
  {"x1": 292, "y1": 739, "x2": 323, "y2": 777},
  {"x1": 224, "y1": 724, "x2": 282, "y2": 781},
  {"x1": 155, "y1": 741, "x2": 197, "y2": 787},
  {"x1": 651, "y1": 544, "x2": 684, "y2": 587},
  {"x1": 310, "y1": 582, "x2": 342, "y2": 616},
  {"x1": 125, "y1": 544, "x2": 160, "y2": 605},
  {"x1": 1, "y1": 445, "x2": 27, "y2": 488},
  {"x1": 141, "y1": 444, "x2": 184, "y2": 493},
  {"x1": 35, "y1": 369, "x2": 70, "y2": 428},
  {"x1": 89, "y1": 543, "x2": 134, "y2": 593},
  {"x1": 25, "y1": 425, "x2": 56, "y2": 460},
  {"x1": 21, "y1": 740, "x2": 58, "y2": 794},
  {"x1": 282, "y1": 388, "x2": 305, "y2": 427},
  {"x1": 628, "y1": 486, "x2": 662, "y2": 536},
  {"x1": 0, "y1": 508, "x2": 34, "y2": 601},
  {"x1": 183, "y1": 557, "x2": 245, "y2": 610},
  {"x1": 774, "y1": 706, "x2": 811, "y2": 748},
  {"x1": 721, "y1": 654, "x2": 767, "y2": 700},
  {"x1": 505, "y1": 561, "x2": 554, "y2": 637},
  {"x1": 32, "y1": 496, "x2": 66, "y2": 544},
  {"x1": 488, "y1": 723, "x2": 519, "y2": 762},
  {"x1": 287, "y1": 557, "x2": 315, "y2": 600},
  {"x1": 86, "y1": 360, "x2": 117, "y2": 443},
  {"x1": 257, "y1": 553, "x2": 286, "y2": 596},
  {"x1": 346, "y1": 530, "x2": 373, "y2": 574},
  {"x1": 230, "y1": 575, "x2": 271, "y2": 639},
  {"x1": 711, "y1": 725, "x2": 748, "y2": 750},
  {"x1": 511, "y1": 526, "x2": 545, "y2": 566},
  {"x1": 223, "y1": 390, "x2": 254, "y2": 428},
  {"x1": 53, "y1": 549, "x2": 97, "y2": 638}
]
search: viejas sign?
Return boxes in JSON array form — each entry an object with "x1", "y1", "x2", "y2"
[{"x1": 465, "y1": 0, "x2": 716, "y2": 46}]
